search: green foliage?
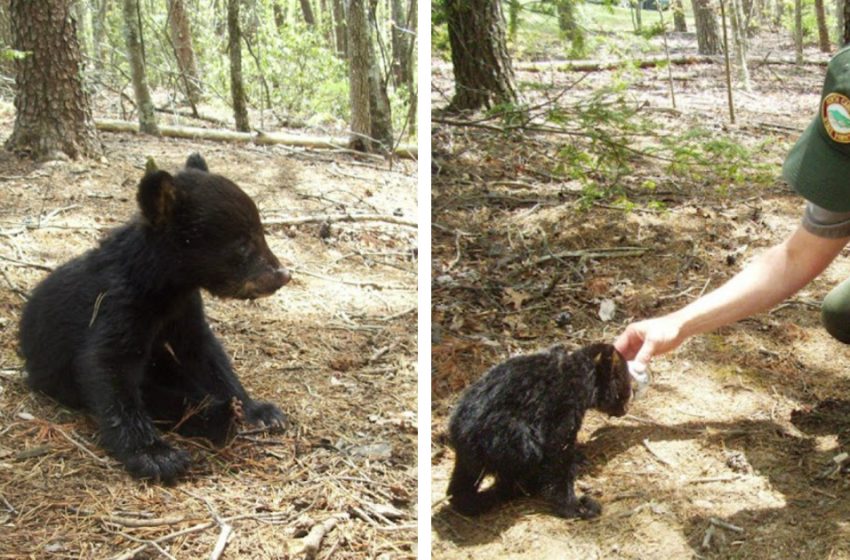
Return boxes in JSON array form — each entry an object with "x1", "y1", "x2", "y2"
[
  {"x1": 79, "y1": 0, "x2": 414, "y2": 136},
  {"x1": 781, "y1": 0, "x2": 819, "y2": 42},
  {"x1": 0, "y1": 48, "x2": 28, "y2": 61},
  {"x1": 660, "y1": 128, "x2": 776, "y2": 192}
]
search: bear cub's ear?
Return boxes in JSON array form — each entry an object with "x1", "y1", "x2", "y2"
[
  {"x1": 137, "y1": 170, "x2": 177, "y2": 228},
  {"x1": 185, "y1": 153, "x2": 209, "y2": 172}
]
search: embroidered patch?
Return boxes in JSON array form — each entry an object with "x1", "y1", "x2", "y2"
[{"x1": 822, "y1": 92, "x2": 850, "y2": 143}]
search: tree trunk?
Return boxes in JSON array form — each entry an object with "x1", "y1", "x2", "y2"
[
  {"x1": 332, "y1": 0, "x2": 346, "y2": 56},
  {"x1": 167, "y1": 0, "x2": 202, "y2": 106},
  {"x1": 121, "y1": 0, "x2": 158, "y2": 135},
  {"x1": 0, "y1": 1, "x2": 14, "y2": 77},
  {"x1": 91, "y1": 0, "x2": 109, "y2": 70},
  {"x1": 557, "y1": 0, "x2": 585, "y2": 57},
  {"x1": 837, "y1": 0, "x2": 845, "y2": 45},
  {"x1": 673, "y1": 0, "x2": 688, "y2": 31},
  {"x1": 445, "y1": 0, "x2": 517, "y2": 112},
  {"x1": 729, "y1": 0, "x2": 751, "y2": 91},
  {"x1": 273, "y1": 1, "x2": 285, "y2": 30},
  {"x1": 814, "y1": 0, "x2": 830, "y2": 52},
  {"x1": 795, "y1": 0, "x2": 803, "y2": 64},
  {"x1": 631, "y1": 0, "x2": 642, "y2": 32},
  {"x1": 391, "y1": 0, "x2": 410, "y2": 86},
  {"x1": 406, "y1": 0, "x2": 416, "y2": 137},
  {"x1": 300, "y1": 0, "x2": 316, "y2": 26},
  {"x1": 347, "y1": 0, "x2": 372, "y2": 150},
  {"x1": 691, "y1": 0, "x2": 721, "y2": 54},
  {"x1": 508, "y1": 0, "x2": 520, "y2": 41},
  {"x1": 73, "y1": 0, "x2": 90, "y2": 58},
  {"x1": 227, "y1": 0, "x2": 249, "y2": 131},
  {"x1": 845, "y1": 0, "x2": 850, "y2": 46},
  {"x1": 367, "y1": 0, "x2": 392, "y2": 149},
  {"x1": 6, "y1": 0, "x2": 101, "y2": 159},
  {"x1": 319, "y1": 0, "x2": 334, "y2": 46}
]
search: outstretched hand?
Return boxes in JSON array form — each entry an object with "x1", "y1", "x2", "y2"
[{"x1": 614, "y1": 315, "x2": 686, "y2": 366}]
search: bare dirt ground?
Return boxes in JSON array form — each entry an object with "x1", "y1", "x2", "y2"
[
  {"x1": 0, "y1": 102, "x2": 418, "y2": 559},
  {"x1": 431, "y1": 34, "x2": 850, "y2": 559}
]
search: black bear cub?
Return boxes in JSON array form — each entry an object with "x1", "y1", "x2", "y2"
[
  {"x1": 447, "y1": 343, "x2": 631, "y2": 519},
  {"x1": 19, "y1": 154, "x2": 291, "y2": 483}
]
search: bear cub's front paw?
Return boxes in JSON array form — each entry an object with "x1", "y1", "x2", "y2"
[
  {"x1": 243, "y1": 400, "x2": 287, "y2": 431},
  {"x1": 123, "y1": 440, "x2": 191, "y2": 483}
]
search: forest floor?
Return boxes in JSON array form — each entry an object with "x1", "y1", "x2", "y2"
[
  {"x1": 0, "y1": 102, "x2": 418, "y2": 559},
  {"x1": 431, "y1": 30, "x2": 850, "y2": 560}
]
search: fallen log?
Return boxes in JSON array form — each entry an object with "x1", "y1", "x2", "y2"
[
  {"x1": 94, "y1": 119, "x2": 417, "y2": 159},
  {"x1": 514, "y1": 54, "x2": 829, "y2": 73}
]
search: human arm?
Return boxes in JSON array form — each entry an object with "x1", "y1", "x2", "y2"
[{"x1": 614, "y1": 224, "x2": 850, "y2": 364}]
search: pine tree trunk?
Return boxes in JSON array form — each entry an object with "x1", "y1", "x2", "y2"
[
  {"x1": 845, "y1": 0, "x2": 850, "y2": 46},
  {"x1": 347, "y1": 0, "x2": 372, "y2": 150},
  {"x1": 673, "y1": 0, "x2": 688, "y2": 31},
  {"x1": 6, "y1": 0, "x2": 101, "y2": 159},
  {"x1": 300, "y1": 0, "x2": 316, "y2": 26},
  {"x1": 332, "y1": 0, "x2": 346, "y2": 56},
  {"x1": 122, "y1": 0, "x2": 158, "y2": 135},
  {"x1": 167, "y1": 0, "x2": 202, "y2": 106},
  {"x1": 508, "y1": 0, "x2": 520, "y2": 41},
  {"x1": 406, "y1": 0, "x2": 416, "y2": 137},
  {"x1": 814, "y1": 0, "x2": 830, "y2": 52},
  {"x1": 273, "y1": 1, "x2": 285, "y2": 30},
  {"x1": 0, "y1": 1, "x2": 14, "y2": 77},
  {"x1": 729, "y1": 0, "x2": 751, "y2": 91},
  {"x1": 691, "y1": 0, "x2": 721, "y2": 54},
  {"x1": 74, "y1": 0, "x2": 90, "y2": 58},
  {"x1": 795, "y1": 0, "x2": 803, "y2": 64},
  {"x1": 228, "y1": 0, "x2": 249, "y2": 131},
  {"x1": 445, "y1": 0, "x2": 517, "y2": 112},
  {"x1": 367, "y1": 0, "x2": 392, "y2": 150},
  {"x1": 92, "y1": 0, "x2": 109, "y2": 70},
  {"x1": 391, "y1": 0, "x2": 409, "y2": 86},
  {"x1": 557, "y1": 0, "x2": 585, "y2": 57},
  {"x1": 319, "y1": 0, "x2": 334, "y2": 46}
]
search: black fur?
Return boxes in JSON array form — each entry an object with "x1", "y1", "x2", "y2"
[
  {"x1": 19, "y1": 153, "x2": 291, "y2": 483},
  {"x1": 447, "y1": 342, "x2": 631, "y2": 518}
]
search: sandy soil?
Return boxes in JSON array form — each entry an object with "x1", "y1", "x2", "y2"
[
  {"x1": 0, "y1": 101, "x2": 418, "y2": 559},
  {"x1": 431, "y1": 35, "x2": 850, "y2": 560}
]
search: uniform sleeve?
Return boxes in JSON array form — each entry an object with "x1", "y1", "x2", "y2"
[{"x1": 802, "y1": 202, "x2": 850, "y2": 238}]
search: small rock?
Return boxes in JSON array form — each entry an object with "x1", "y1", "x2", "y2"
[{"x1": 347, "y1": 442, "x2": 393, "y2": 460}]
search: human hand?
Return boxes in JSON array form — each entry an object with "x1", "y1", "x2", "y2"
[{"x1": 614, "y1": 314, "x2": 686, "y2": 366}]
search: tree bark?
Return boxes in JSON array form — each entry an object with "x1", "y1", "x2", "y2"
[
  {"x1": 391, "y1": 0, "x2": 410, "y2": 86},
  {"x1": 445, "y1": 0, "x2": 517, "y2": 112},
  {"x1": 508, "y1": 0, "x2": 520, "y2": 41},
  {"x1": 122, "y1": 0, "x2": 158, "y2": 135},
  {"x1": 273, "y1": 0, "x2": 285, "y2": 30},
  {"x1": 814, "y1": 0, "x2": 830, "y2": 52},
  {"x1": 332, "y1": 0, "x2": 346, "y2": 56},
  {"x1": 844, "y1": 0, "x2": 850, "y2": 46},
  {"x1": 6, "y1": 0, "x2": 101, "y2": 159},
  {"x1": 91, "y1": 0, "x2": 109, "y2": 70},
  {"x1": 729, "y1": 0, "x2": 751, "y2": 91},
  {"x1": 347, "y1": 0, "x2": 372, "y2": 150},
  {"x1": 300, "y1": 0, "x2": 316, "y2": 26},
  {"x1": 228, "y1": 0, "x2": 249, "y2": 131},
  {"x1": 691, "y1": 0, "x2": 721, "y2": 54},
  {"x1": 795, "y1": 0, "x2": 803, "y2": 64},
  {"x1": 557, "y1": 0, "x2": 585, "y2": 57},
  {"x1": 73, "y1": 0, "x2": 90, "y2": 58},
  {"x1": 167, "y1": 0, "x2": 202, "y2": 106},
  {"x1": 367, "y1": 0, "x2": 392, "y2": 149},
  {"x1": 673, "y1": 0, "x2": 688, "y2": 31},
  {"x1": 837, "y1": 0, "x2": 845, "y2": 45}
]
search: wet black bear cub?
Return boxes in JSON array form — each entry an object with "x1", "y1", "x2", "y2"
[
  {"x1": 447, "y1": 343, "x2": 632, "y2": 519},
  {"x1": 19, "y1": 154, "x2": 291, "y2": 483}
]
